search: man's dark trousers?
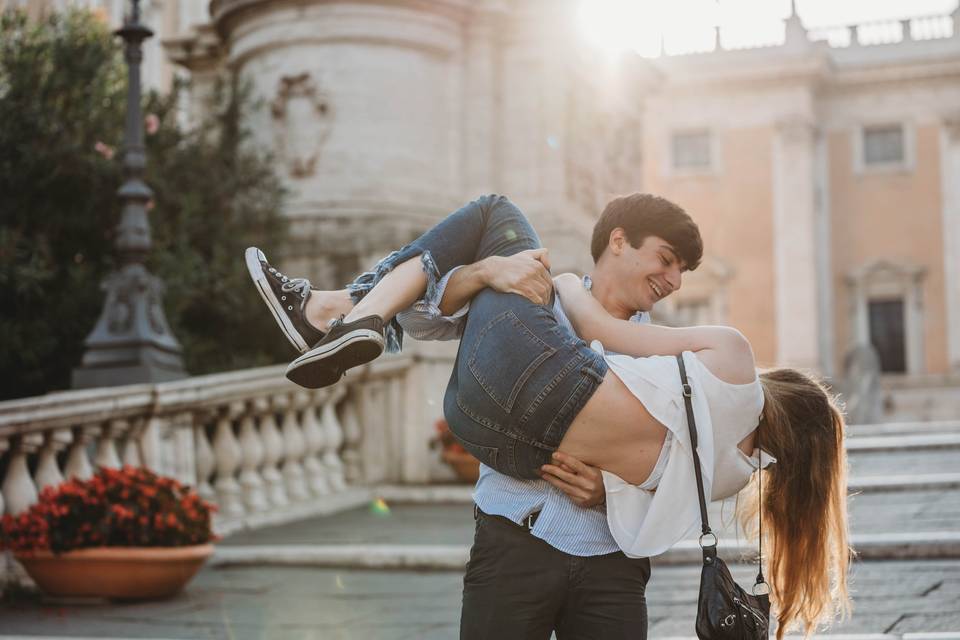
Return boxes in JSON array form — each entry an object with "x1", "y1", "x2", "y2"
[{"x1": 460, "y1": 509, "x2": 652, "y2": 639}]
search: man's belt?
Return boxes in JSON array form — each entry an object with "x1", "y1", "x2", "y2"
[{"x1": 475, "y1": 504, "x2": 541, "y2": 531}]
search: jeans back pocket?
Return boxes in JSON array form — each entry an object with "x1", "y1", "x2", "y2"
[{"x1": 467, "y1": 310, "x2": 557, "y2": 414}]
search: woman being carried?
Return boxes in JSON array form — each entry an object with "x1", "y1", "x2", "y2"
[{"x1": 246, "y1": 194, "x2": 851, "y2": 638}]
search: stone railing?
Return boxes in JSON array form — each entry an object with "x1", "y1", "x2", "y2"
[
  {"x1": 808, "y1": 13, "x2": 957, "y2": 48},
  {"x1": 0, "y1": 345, "x2": 455, "y2": 537}
]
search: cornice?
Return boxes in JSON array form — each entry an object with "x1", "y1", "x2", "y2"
[
  {"x1": 210, "y1": 0, "x2": 471, "y2": 38},
  {"x1": 826, "y1": 57, "x2": 960, "y2": 89},
  {"x1": 653, "y1": 50, "x2": 833, "y2": 93}
]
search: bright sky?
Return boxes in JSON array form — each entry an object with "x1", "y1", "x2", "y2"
[{"x1": 578, "y1": 0, "x2": 959, "y2": 57}]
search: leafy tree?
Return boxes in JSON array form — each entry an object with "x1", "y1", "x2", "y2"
[{"x1": 0, "y1": 9, "x2": 291, "y2": 400}]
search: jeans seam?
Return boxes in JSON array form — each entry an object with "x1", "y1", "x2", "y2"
[
  {"x1": 467, "y1": 310, "x2": 557, "y2": 413},
  {"x1": 517, "y1": 346, "x2": 584, "y2": 431},
  {"x1": 541, "y1": 354, "x2": 608, "y2": 448},
  {"x1": 454, "y1": 394, "x2": 556, "y2": 451}
]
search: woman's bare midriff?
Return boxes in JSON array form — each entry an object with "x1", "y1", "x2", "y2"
[{"x1": 557, "y1": 370, "x2": 668, "y2": 485}]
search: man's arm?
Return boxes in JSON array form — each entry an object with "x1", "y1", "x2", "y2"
[
  {"x1": 555, "y1": 272, "x2": 737, "y2": 357},
  {"x1": 437, "y1": 248, "x2": 553, "y2": 315},
  {"x1": 395, "y1": 249, "x2": 554, "y2": 341}
]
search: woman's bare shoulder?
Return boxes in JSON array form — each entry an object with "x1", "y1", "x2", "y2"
[{"x1": 694, "y1": 327, "x2": 757, "y2": 385}]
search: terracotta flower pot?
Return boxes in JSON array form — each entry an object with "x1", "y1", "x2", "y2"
[
  {"x1": 442, "y1": 449, "x2": 481, "y2": 483},
  {"x1": 16, "y1": 544, "x2": 214, "y2": 600}
]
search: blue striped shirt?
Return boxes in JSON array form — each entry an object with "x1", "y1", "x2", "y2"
[{"x1": 397, "y1": 269, "x2": 648, "y2": 556}]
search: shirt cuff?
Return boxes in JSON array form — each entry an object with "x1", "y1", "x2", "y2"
[{"x1": 395, "y1": 266, "x2": 470, "y2": 341}]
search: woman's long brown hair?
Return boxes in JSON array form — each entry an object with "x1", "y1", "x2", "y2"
[{"x1": 737, "y1": 368, "x2": 854, "y2": 639}]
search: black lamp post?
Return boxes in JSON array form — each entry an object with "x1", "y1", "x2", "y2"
[{"x1": 73, "y1": 0, "x2": 185, "y2": 388}]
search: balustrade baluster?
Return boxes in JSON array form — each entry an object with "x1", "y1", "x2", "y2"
[
  {"x1": 2, "y1": 434, "x2": 40, "y2": 515},
  {"x1": 255, "y1": 396, "x2": 288, "y2": 507},
  {"x1": 120, "y1": 418, "x2": 144, "y2": 467},
  {"x1": 64, "y1": 425, "x2": 95, "y2": 480},
  {"x1": 35, "y1": 429, "x2": 68, "y2": 491},
  {"x1": 95, "y1": 419, "x2": 124, "y2": 469},
  {"x1": 0, "y1": 442, "x2": 4, "y2": 515},
  {"x1": 212, "y1": 403, "x2": 245, "y2": 518},
  {"x1": 340, "y1": 396, "x2": 363, "y2": 484},
  {"x1": 297, "y1": 390, "x2": 329, "y2": 496},
  {"x1": 237, "y1": 401, "x2": 268, "y2": 512},
  {"x1": 321, "y1": 387, "x2": 347, "y2": 491},
  {"x1": 277, "y1": 393, "x2": 309, "y2": 502},
  {"x1": 193, "y1": 414, "x2": 217, "y2": 502}
]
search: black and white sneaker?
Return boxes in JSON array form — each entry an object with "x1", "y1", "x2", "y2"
[
  {"x1": 245, "y1": 247, "x2": 325, "y2": 353},
  {"x1": 284, "y1": 315, "x2": 386, "y2": 388}
]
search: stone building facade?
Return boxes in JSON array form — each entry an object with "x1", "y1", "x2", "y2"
[{"x1": 11, "y1": 0, "x2": 960, "y2": 420}]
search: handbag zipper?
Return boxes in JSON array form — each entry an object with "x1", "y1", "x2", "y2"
[{"x1": 732, "y1": 596, "x2": 768, "y2": 627}]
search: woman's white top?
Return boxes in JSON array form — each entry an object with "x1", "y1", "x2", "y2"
[{"x1": 598, "y1": 349, "x2": 775, "y2": 558}]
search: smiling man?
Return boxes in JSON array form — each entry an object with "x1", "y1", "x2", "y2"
[{"x1": 247, "y1": 193, "x2": 702, "y2": 639}]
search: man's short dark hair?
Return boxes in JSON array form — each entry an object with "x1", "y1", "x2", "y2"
[{"x1": 590, "y1": 193, "x2": 703, "y2": 269}]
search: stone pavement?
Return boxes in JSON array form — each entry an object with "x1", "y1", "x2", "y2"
[{"x1": 1, "y1": 555, "x2": 958, "y2": 638}]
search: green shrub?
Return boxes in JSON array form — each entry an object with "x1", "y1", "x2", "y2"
[{"x1": 0, "y1": 9, "x2": 292, "y2": 399}]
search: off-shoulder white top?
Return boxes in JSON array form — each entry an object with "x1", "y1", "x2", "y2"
[{"x1": 598, "y1": 349, "x2": 775, "y2": 558}]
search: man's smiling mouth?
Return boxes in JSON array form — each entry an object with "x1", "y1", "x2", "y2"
[{"x1": 648, "y1": 278, "x2": 664, "y2": 299}]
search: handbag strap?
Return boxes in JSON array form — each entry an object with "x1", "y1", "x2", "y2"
[
  {"x1": 675, "y1": 354, "x2": 712, "y2": 537},
  {"x1": 676, "y1": 354, "x2": 768, "y2": 588}
]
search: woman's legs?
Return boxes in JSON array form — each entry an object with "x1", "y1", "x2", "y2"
[
  {"x1": 286, "y1": 195, "x2": 545, "y2": 387},
  {"x1": 303, "y1": 289, "x2": 354, "y2": 332},
  {"x1": 341, "y1": 256, "x2": 428, "y2": 325}
]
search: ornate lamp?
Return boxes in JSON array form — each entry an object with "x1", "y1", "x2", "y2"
[{"x1": 73, "y1": 0, "x2": 185, "y2": 388}]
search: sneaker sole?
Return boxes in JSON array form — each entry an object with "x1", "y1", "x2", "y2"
[
  {"x1": 285, "y1": 330, "x2": 385, "y2": 389},
  {"x1": 245, "y1": 247, "x2": 309, "y2": 354}
]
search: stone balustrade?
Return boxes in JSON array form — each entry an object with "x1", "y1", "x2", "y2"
[{"x1": 0, "y1": 351, "x2": 451, "y2": 537}]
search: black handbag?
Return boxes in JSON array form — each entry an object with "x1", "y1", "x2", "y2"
[{"x1": 676, "y1": 354, "x2": 771, "y2": 640}]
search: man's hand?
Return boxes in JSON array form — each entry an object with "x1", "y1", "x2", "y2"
[
  {"x1": 540, "y1": 451, "x2": 606, "y2": 508},
  {"x1": 482, "y1": 249, "x2": 553, "y2": 306}
]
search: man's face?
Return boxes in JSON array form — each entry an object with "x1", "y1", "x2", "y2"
[{"x1": 615, "y1": 233, "x2": 686, "y2": 312}]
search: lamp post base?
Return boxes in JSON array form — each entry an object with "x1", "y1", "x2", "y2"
[{"x1": 72, "y1": 264, "x2": 186, "y2": 389}]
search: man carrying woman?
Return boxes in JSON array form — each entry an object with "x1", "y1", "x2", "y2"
[{"x1": 246, "y1": 194, "x2": 851, "y2": 639}]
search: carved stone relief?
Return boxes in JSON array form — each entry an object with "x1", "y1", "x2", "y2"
[{"x1": 271, "y1": 73, "x2": 333, "y2": 179}]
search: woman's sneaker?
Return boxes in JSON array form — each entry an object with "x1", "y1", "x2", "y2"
[
  {"x1": 245, "y1": 247, "x2": 325, "y2": 353},
  {"x1": 285, "y1": 315, "x2": 385, "y2": 388}
]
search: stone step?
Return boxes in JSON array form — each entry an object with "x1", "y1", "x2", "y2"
[
  {"x1": 210, "y1": 531, "x2": 960, "y2": 571},
  {"x1": 846, "y1": 433, "x2": 960, "y2": 452},
  {"x1": 847, "y1": 420, "x2": 960, "y2": 436},
  {"x1": 850, "y1": 473, "x2": 960, "y2": 492},
  {"x1": 657, "y1": 634, "x2": 960, "y2": 640}
]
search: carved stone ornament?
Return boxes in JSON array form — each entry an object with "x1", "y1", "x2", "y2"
[{"x1": 271, "y1": 73, "x2": 333, "y2": 179}]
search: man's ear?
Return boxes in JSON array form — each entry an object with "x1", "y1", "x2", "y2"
[{"x1": 608, "y1": 228, "x2": 627, "y2": 256}]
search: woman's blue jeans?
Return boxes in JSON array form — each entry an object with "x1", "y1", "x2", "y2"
[{"x1": 348, "y1": 195, "x2": 608, "y2": 479}]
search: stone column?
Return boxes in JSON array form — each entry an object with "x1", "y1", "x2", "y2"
[
  {"x1": 772, "y1": 119, "x2": 822, "y2": 370},
  {"x1": 462, "y1": 1, "x2": 506, "y2": 196},
  {"x1": 940, "y1": 118, "x2": 960, "y2": 372},
  {"x1": 814, "y1": 130, "x2": 835, "y2": 377}
]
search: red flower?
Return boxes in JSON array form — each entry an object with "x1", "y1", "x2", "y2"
[{"x1": 0, "y1": 467, "x2": 214, "y2": 554}]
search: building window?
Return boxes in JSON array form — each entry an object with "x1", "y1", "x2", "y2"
[
  {"x1": 855, "y1": 123, "x2": 913, "y2": 173},
  {"x1": 863, "y1": 124, "x2": 904, "y2": 166},
  {"x1": 671, "y1": 130, "x2": 712, "y2": 171},
  {"x1": 868, "y1": 298, "x2": 906, "y2": 373}
]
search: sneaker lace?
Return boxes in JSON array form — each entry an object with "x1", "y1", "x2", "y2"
[{"x1": 280, "y1": 277, "x2": 311, "y2": 299}]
